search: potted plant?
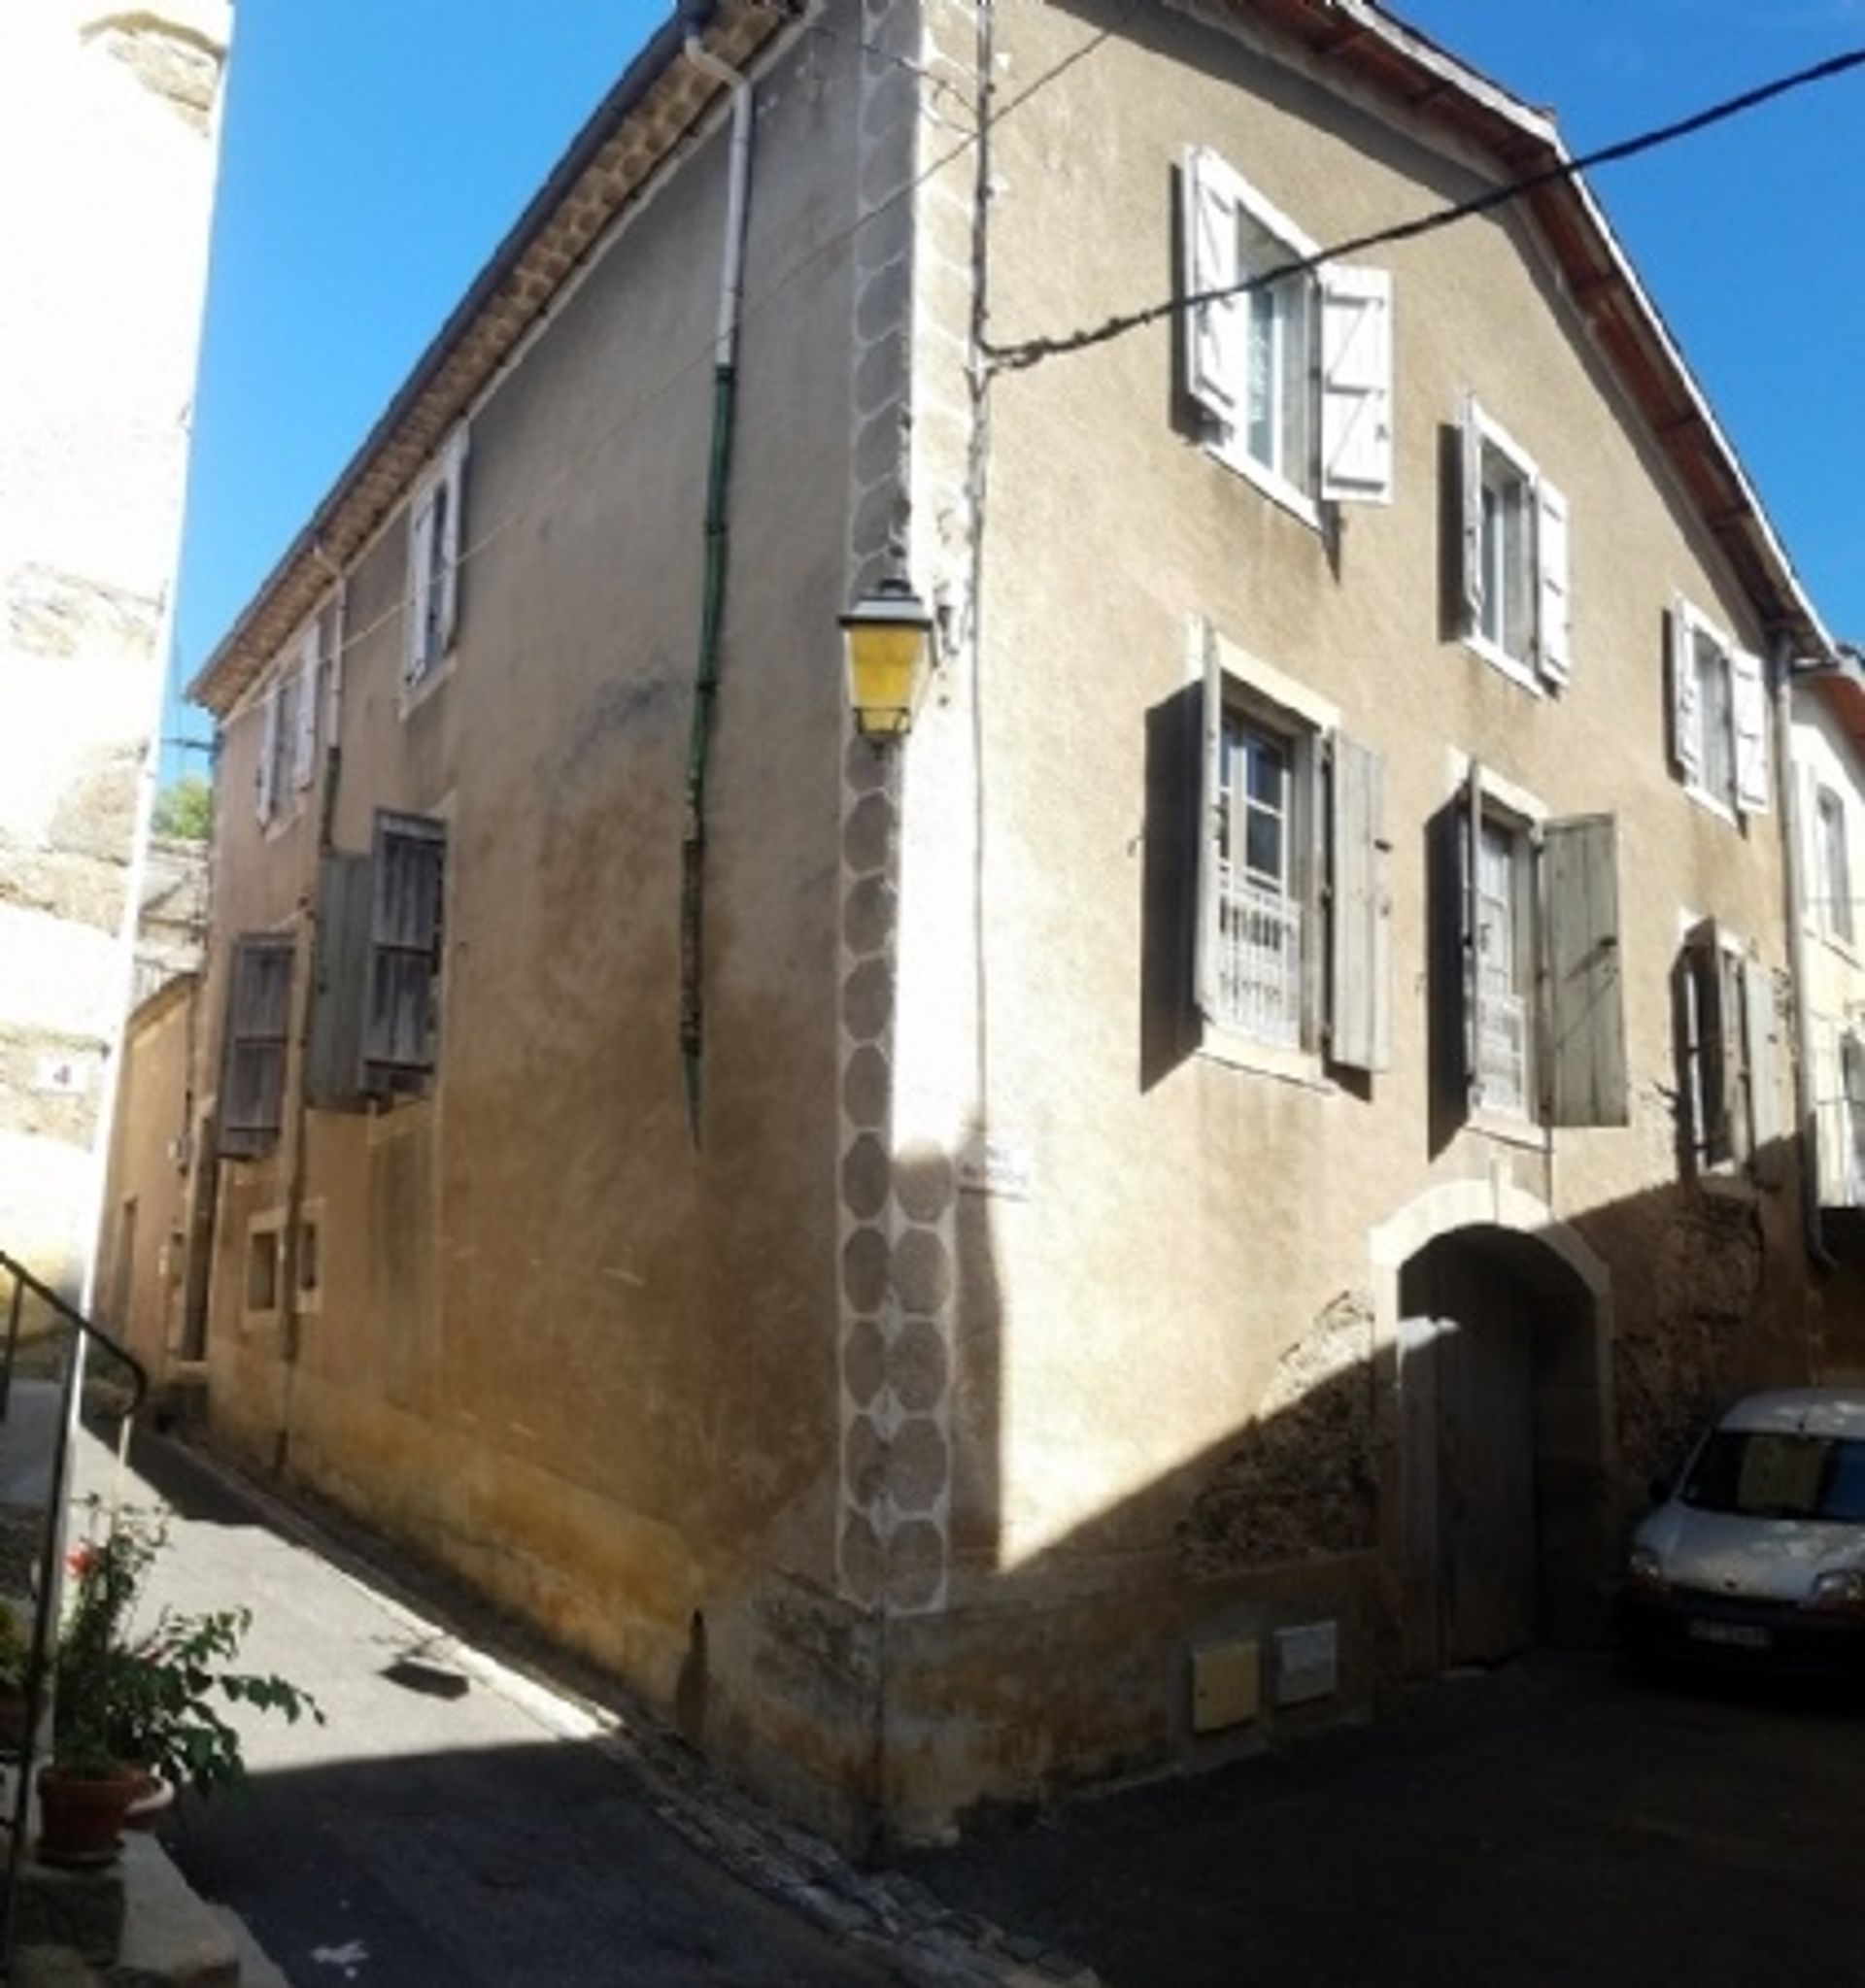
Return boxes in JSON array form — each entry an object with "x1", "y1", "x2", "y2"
[{"x1": 39, "y1": 1501, "x2": 321, "y2": 1863}]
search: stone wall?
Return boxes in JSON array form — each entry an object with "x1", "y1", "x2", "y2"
[{"x1": 0, "y1": 2, "x2": 228, "y2": 1291}]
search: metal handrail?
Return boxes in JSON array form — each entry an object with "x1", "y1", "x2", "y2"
[{"x1": 0, "y1": 1249, "x2": 149, "y2": 1978}]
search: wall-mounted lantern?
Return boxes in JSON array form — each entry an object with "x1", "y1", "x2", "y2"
[{"x1": 840, "y1": 573, "x2": 933, "y2": 741}]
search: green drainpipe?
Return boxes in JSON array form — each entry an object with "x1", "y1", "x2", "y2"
[{"x1": 680, "y1": 358, "x2": 738, "y2": 1138}]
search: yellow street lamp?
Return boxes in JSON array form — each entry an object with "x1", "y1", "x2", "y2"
[{"x1": 840, "y1": 574, "x2": 933, "y2": 740}]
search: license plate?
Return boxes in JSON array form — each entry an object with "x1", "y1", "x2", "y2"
[{"x1": 1685, "y1": 1618, "x2": 1771, "y2": 1650}]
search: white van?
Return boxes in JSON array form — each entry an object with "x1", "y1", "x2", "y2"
[{"x1": 1620, "y1": 1388, "x2": 1865, "y2": 1671}]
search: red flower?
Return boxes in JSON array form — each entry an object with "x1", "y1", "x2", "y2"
[{"x1": 65, "y1": 1545, "x2": 94, "y2": 1578}]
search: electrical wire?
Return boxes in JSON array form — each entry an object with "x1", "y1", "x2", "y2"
[
  {"x1": 205, "y1": 26, "x2": 1865, "y2": 699},
  {"x1": 984, "y1": 44, "x2": 1865, "y2": 374}
]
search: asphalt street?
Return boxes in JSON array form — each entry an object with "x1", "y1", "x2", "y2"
[
  {"x1": 908, "y1": 1649, "x2": 1865, "y2": 1988},
  {"x1": 70, "y1": 1430, "x2": 903, "y2": 1988}
]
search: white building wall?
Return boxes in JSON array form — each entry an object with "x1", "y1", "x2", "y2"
[{"x1": 0, "y1": 0, "x2": 229, "y2": 1292}]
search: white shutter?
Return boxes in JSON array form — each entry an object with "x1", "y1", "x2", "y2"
[
  {"x1": 1194, "y1": 635, "x2": 1225, "y2": 1024},
  {"x1": 1535, "y1": 477, "x2": 1572, "y2": 687},
  {"x1": 1184, "y1": 149, "x2": 1245, "y2": 422},
  {"x1": 406, "y1": 488, "x2": 435, "y2": 686},
  {"x1": 1732, "y1": 646, "x2": 1770, "y2": 815},
  {"x1": 292, "y1": 625, "x2": 320, "y2": 789},
  {"x1": 1318, "y1": 264, "x2": 1393, "y2": 505},
  {"x1": 1459, "y1": 394, "x2": 1485, "y2": 635},
  {"x1": 437, "y1": 428, "x2": 467, "y2": 654},
  {"x1": 1669, "y1": 598, "x2": 1701, "y2": 785},
  {"x1": 254, "y1": 684, "x2": 280, "y2": 825}
]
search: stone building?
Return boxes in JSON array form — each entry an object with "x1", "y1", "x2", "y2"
[
  {"x1": 0, "y1": 1, "x2": 230, "y2": 1297},
  {"x1": 158, "y1": 0, "x2": 1834, "y2": 1846}
]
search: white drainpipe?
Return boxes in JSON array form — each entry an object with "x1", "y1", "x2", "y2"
[{"x1": 685, "y1": 37, "x2": 753, "y2": 365}]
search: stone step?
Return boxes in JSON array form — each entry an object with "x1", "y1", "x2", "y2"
[{"x1": 12, "y1": 1836, "x2": 245, "y2": 1988}]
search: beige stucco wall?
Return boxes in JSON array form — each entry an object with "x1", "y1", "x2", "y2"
[
  {"x1": 875, "y1": 0, "x2": 1816, "y2": 1836},
  {"x1": 94, "y1": 977, "x2": 197, "y2": 1377},
  {"x1": 0, "y1": 2, "x2": 228, "y2": 1294},
  {"x1": 192, "y1": 14, "x2": 889, "y2": 1843}
]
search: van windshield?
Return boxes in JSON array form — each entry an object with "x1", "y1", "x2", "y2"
[{"x1": 1681, "y1": 1431, "x2": 1865, "y2": 1522}]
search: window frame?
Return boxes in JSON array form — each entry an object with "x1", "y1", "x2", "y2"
[
  {"x1": 1458, "y1": 396, "x2": 1571, "y2": 693},
  {"x1": 1670, "y1": 597, "x2": 1769, "y2": 823},
  {"x1": 1817, "y1": 784, "x2": 1855, "y2": 948},
  {"x1": 1193, "y1": 626, "x2": 1391, "y2": 1085},
  {"x1": 403, "y1": 426, "x2": 468, "y2": 707},
  {"x1": 1675, "y1": 916, "x2": 1779, "y2": 1180},
  {"x1": 1182, "y1": 150, "x2": 1394, "y2": 523},
  {"x1": 360, "y1": 809, "x2": 448, "y2": 1096}
]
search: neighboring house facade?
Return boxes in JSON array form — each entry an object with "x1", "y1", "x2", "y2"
[
  {"x1": 163, "y1": 0, "x2": 1833, "y2": 1847},
  {"x1": 0, "y1": 1, "x2": 230, "y2": 1297},
  {"x1": 1787, "y1": 654, "x2": 1865, "y2": 1375}
]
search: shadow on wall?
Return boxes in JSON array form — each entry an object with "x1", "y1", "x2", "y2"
[{"x1": 943, "y1": 1136, "x2": 1812, "y2": 1733}]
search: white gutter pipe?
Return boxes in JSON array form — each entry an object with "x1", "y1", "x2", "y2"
[{"x1": 685, "y1": 37, "x2": 753, "y2": 364}]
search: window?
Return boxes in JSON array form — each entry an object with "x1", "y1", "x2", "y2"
[
  {"x1": 1457, "y1": 396, "x2": 1570, "y2": 689},
  {"x1": 297, "y1": 1215, "x2": 322, "y2": 1304},
  {"x1": 1670, "y1": 599, "x2": 1768, "y2": 819},
  {"x1": 254, "y1": 622, "x2": 322, "y2": 826},
  {"x1": 405, "y1": 426, "x2": 468, "y2": 692},
  {"x1": 1195, "y1": 635, "x2": 1390, "y2": 1074},
  {"x1": 1182, "y1": 149, "x2": 1393, "y2": 514},
  {"x1": 362, "y1": 811, "x2": 446, "y2": 1093},
  {"x1": 1470, "y1": 815, "x2": 1533, "y2": 1119},
  {"x1": 219, "y1": 933, "x2": 293, "y2": 1157},
  {"x1": 245, "y1": 1226, "x2": 280, "y2": 1314},
  {"x1": 1675, "y1": 920, "x2": 1778, "y2": 1173},
  {"x1": 1817, "y1": 786, "x2": 1854, "y2": 945},
  {"x1": 1441, "y1": 767, "x2": 1627, "y2": 1128}
]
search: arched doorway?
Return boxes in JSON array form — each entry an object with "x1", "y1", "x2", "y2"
[{"x1": 1372, "y1": 1183, "x2": 1613, "y2": 1677}]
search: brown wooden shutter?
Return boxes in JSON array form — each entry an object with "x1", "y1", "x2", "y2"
[
  {"x1": 1540, "y1": 814, "x2": 1628, "y2": 1127},
  {"x1": 1329, "y1": 733, "x2": 1390, "y2": 1072},
  {"x1": 219, "y1": 934, "x2": 293, "y2": 1157}
]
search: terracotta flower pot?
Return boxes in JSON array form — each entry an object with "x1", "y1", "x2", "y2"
[{"x1": 36, "y1": 1764, "x2": 141, "y2": 1865}]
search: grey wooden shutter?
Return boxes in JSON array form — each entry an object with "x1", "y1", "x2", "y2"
[
  {"x1": 363, "y1": 812, "x2": 446, "y2": 1088},
  {"x1": 219, "y1": 934, "x2": 293, "y2": 1157},
  {"x1": 1462, "y1": 763, "x2": 1484, "y2": 1109},
  {"x1": 254, "y1": 686, "x2": 280, "y2": 825},
  {"x1": 292, "y1": 625, "x2": 320, "y2": 789},
  {"x1": 1535, "y1": 477, "x2": 1572, "y2": 687},
  {"x1": 1732, "y1": 647, "x2": 1770, "y2": 815},
  {"x1": 1458, "y1": 395, "x2": 1485, "y2": 636},
  {"x1": 1184, "y1": 149, "x2": 1244, "y2": 422},
  {"x1": 1329, "y1": 733, "x2": 1390, "y2": 1071},
  {"x1": 1318, "y1": 265, "x2": 1393, "y2": 505},
  {"x1": 1670, "y1": 600, "x2": 1702, "y2": 785},
  {"x1": 306, "y1": 852, "x2": 372, "y2": 1110},
  {"x1": 1540, "y1": 815, "x2": 1628, "y2": 1126},
  {"x1": 1684, "y1": 919, "x2": 1730, "y2": 1165},
  {"x1": 1194, "y1": 641, "x2": 1225, "y2": 1026},
  {"x1": 437, "y1": 429, "x2": 466, "y2": 654},
  {"x1": 406, "y1": 489, "x2": 435, "y2": 686},
  {"x1": 1742, "y1": 955, "x2": 1780, "y2": 1175}
]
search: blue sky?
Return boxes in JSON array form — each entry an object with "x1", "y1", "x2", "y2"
[{"x1": 164, "y1": 0, "x2": 1865, "y2": 779}]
